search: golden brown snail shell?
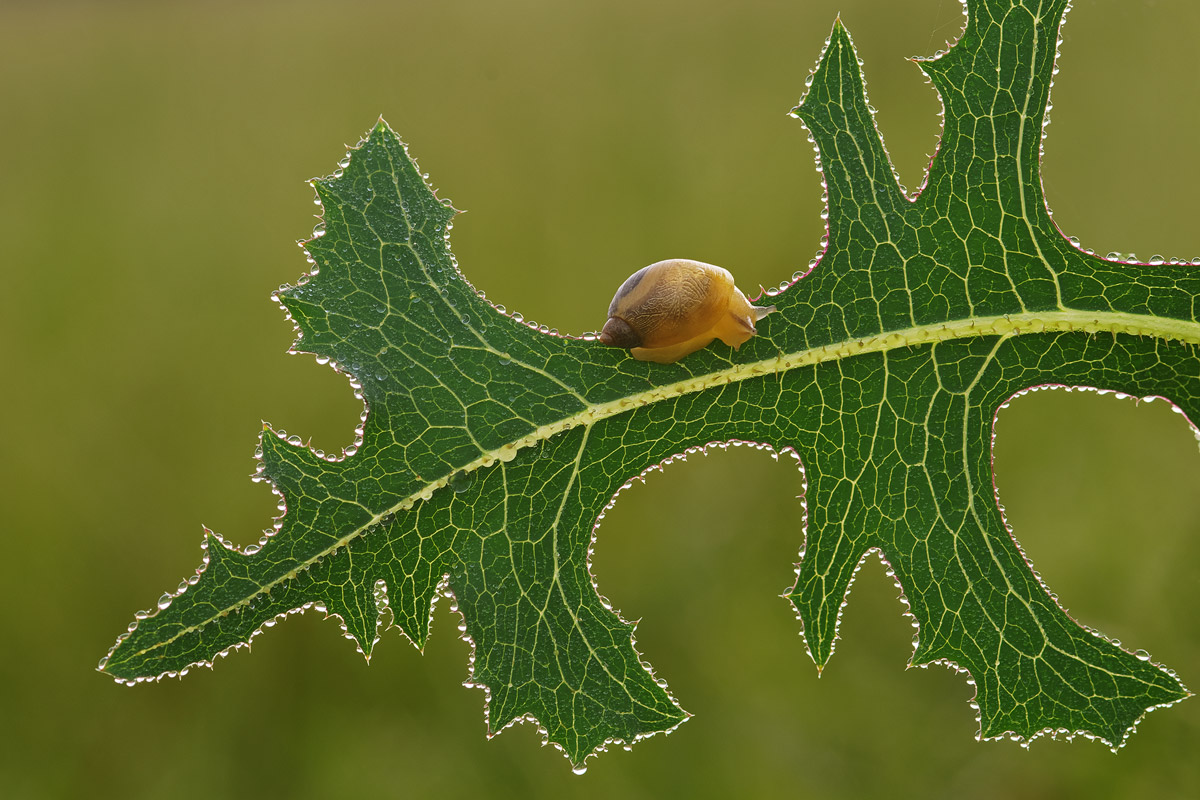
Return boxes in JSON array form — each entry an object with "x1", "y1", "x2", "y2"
[{"x1": 599, "y1": 259, "x2": 775, "y2": 363}]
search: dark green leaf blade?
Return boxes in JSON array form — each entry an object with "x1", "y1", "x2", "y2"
[
  {"x1": 103, "y1": 0, "x2": 1194, "y2": 767},
  {"x1": 787, "y1": 3, "x2": 1192, "y2": 746}
]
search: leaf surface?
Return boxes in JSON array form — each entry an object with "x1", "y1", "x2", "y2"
[{"x1": 103, "y1": 0, "x2": 1193, "y2": 766}]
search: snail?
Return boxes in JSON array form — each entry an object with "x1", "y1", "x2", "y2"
[{"x1": 599, "y1": 259, "x2": 776, "y2": 363}]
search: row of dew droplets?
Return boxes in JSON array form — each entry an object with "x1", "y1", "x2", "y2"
[
  {"x1": 1039, "y1": 8, "x2": 1200, "y2": 276},
  {"x1": 986, "y1": 386, "x2": 1188, "y2": 749},
  {"x1": 776, "y1": 30, "x2": 835, "y2": 300},
  {"x1": 432, "y1": 580, "x2": 610, "y2": 774},
  {"x1": 150, "y1": 424, "x2": 300, "y2": 631},
  {"x1": 98, "y1": 528, "x2": 216, "y2": 679},
  {"x1": 577, "y1": 438, "x2": 805, "y2": 772},
  {"x1": 102, "y1": 129, "x2": 480, "y2": 681},
  {"x1": 1099, "y1": 252, "x2": 1200, "y2": 266},
  {"x1": 487, "y1": 298, "x2": 568, "y2": 338}
]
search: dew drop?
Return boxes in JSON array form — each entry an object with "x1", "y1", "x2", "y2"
[
  {"x1": 157, "y1": 593, "x2": 173, "y2": 610},
  {"x1": 1135, "y1": 649, "x2": 1151, "y2": 661},
  {"x1": 449, "y1": 471, "x2": 474, "y2": 494}
]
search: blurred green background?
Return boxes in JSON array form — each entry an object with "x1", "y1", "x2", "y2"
[{"x1": 2, "y1": 0, "x2": 1198, "y2": 797}]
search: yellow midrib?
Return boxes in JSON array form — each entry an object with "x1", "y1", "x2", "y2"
[{"x1": 117, "y1": 307, "x2": 1200, "y2": 672}]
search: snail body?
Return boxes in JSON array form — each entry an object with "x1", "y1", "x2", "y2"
[{"x1": 599, "y1": 259, "x2": 776, "y2": 363}]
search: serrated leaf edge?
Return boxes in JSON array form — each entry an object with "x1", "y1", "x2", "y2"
[{"x1": 983, "y1": 383, "x2": 1196, "y2": 751}]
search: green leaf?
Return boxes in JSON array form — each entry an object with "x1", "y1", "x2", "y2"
[{"x1": 103, "y1": 0, "x2": 1192, "y2": 767}]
